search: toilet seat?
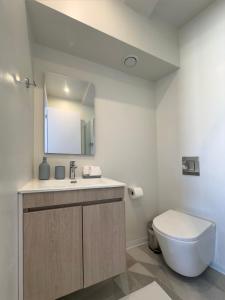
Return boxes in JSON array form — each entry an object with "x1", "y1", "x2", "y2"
[{"x1": 153, "y1": 210, "x2": 214, "y2": 242}]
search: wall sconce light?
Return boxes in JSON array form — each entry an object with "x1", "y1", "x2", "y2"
[{"x1": 13, "y1": 75, "x2": 37, "y2": 88}]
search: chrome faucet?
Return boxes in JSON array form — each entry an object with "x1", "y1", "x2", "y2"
[{"x1": 69, "y1": 161, "x2": 77, "y2": 179}]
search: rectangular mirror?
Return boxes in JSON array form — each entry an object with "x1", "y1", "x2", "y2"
[{"x1": 44, "y1": 72, "x2": 95, "y2": 155}]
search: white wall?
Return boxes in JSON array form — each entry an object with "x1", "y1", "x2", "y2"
[
  {"x1": 0, "y1": 0, "x2": 33, "y2": 299},
  {"x1": 48, "y1": 96, "x2": 94, "y2": 123},
  {"x1": 35, "y1": 0, "x2": 179, "y2": 66},
  {"x1": 156, "y1": 0, "x2": 225, "y2": 274},
  {"x1": 32, "y1": 44, "x2": 158, "y2": 246}
]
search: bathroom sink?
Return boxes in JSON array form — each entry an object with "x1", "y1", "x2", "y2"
[{"x1": 18, "y1": 177, "x2": 126, "y2": 194}]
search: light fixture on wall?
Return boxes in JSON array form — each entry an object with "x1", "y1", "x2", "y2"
[
  {"x1": 123, "y1": 55, "x2": 138, "y2": 68},
  {"x1": 13, "y1": 75, "x2": 37, "y2": 88}
]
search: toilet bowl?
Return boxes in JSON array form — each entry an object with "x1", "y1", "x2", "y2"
[{"x1": 153, "y1": 210, "x2": 216, "y2": 277}]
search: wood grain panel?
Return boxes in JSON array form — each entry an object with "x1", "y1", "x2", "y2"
[
  {"x1": 23, "y1": 187, "x2": 124, "y2": 209},
  {"x1": 24, "y1": 206, "x2": 83, "y2": 300},
  {"x1": 83, "y1": 201, "x2": 126, "y2": 288}
]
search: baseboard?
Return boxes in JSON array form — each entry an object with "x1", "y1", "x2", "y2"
[
  {"x1": 126, "y1": 237, "x2": 148, "y2": 250},
  {"x1": 210, "y1": 262, "x2": 225, "y2": 276}
]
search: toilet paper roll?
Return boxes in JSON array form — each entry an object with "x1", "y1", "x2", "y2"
[{"x1": 128, "y1": 186, "x2": 143, "y2": 199}]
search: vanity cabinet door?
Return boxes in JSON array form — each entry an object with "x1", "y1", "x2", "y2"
[
  {"x1": 23, "y1": 206, "x2": 83, "y2": 300},
  {"x1": 83, "y1": 201, "x2": 126, "y2": 288}
]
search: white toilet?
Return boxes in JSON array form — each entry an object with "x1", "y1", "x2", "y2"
[{"x1": 153, "y1": 210, "x2": 216, "y2": 277}]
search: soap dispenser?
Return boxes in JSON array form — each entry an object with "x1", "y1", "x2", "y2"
[{"x1": 39, "y1": 157, "x2": 50, "y2": 180}]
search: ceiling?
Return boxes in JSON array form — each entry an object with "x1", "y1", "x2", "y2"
[
  {"x1": 45, "y1": 72, "x2": 95, "y2": 107},
  {"x1": 46, "y1": 72, "x2": 89, "y2": 102},
  {"x1": 27, "y1": 1, "x2": 178, "y2": 81},
  {"x1": 122, "y1": 0, "x2": 159, "y2": 18},
  {"x1": 123, "y1": 0, "x2": 215, "y2": 27}
]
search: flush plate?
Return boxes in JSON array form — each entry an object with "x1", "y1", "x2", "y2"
[{"x1": 182, "y1": 157, "x2": 200, "y2": 176}]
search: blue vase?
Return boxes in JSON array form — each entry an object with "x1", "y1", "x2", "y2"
[{"x1": 39, "y1": 157, "x2": 50, "y2": 180}]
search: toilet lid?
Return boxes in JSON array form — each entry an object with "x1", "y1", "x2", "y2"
[{"x1": 153, "y1": 210, "x2": 214, "y2": 242}]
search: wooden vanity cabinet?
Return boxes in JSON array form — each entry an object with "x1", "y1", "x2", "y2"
[
  {"x1": 83, "y1": 201, "x2": 126, "y2": 288},
  {"x1": 22, "y1": 187, "x2": 125, "y2": 300},
  {"x1": 23, "y1": 206, "x2": 83, "y2": 300}
]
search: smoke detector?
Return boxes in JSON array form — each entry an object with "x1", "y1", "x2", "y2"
[{"x1": 123, "y1": 55, "x2": 138, "y2": 68}]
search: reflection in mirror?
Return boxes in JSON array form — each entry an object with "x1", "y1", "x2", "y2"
[{"x1": 44, "y1": 72, "x2": 95, "y2": 155}]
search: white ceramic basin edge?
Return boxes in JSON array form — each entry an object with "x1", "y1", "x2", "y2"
[{"x1": 18, "y1": 177, "x2": 126, "y2": 194}]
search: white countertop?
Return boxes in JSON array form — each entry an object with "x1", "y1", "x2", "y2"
[{"x1": 18, "y1": 177, "x2": 126, "y2": 194}]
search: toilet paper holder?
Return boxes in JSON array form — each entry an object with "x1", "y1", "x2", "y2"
[{"x1": 128, "y1": 186, "x2": 143, "y2": 199}]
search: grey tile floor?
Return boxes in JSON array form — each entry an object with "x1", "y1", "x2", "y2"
[{"x1": 60, "y1": 245, "x2": 225, "y2": 300}]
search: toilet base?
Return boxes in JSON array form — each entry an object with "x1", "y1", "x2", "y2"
[{"x1": 153, "y1": 226, "x2": 216, "y2": 277}]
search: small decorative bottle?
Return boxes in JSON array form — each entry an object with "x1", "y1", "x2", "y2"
[{"x1": 39, "y1": 157, "x2": 50, "y2": 180}]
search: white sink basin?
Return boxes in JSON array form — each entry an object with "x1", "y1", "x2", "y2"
[{"x1": 18, "y1": 177, "x2": 126, "y2": 194}]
